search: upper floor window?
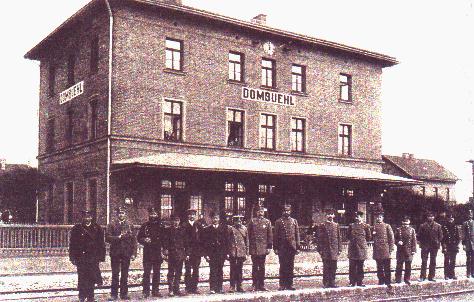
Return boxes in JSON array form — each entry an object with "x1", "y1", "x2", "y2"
[
  {"x1": 291, "y1": 117, "x2": 305, "y2": 152},
  {"x1": 261, "y1": 59, "x2": 275, "y2": 88},
  {"x1": 90, "y1": 36, "x2": 99, "y2": 74},
  {"x1": 89, "y1": 100, "x2": 98, "y2": 140},
  {"x1": 48, "y1": 64, "x2": 56, "y2": 96},
  {"x1": 228, "y1": 52, "x2": 244, "y2": 82},
  {"x1": 66, "y1": 109, "x2": 74, "y2": 145},
  {"x1": 291, "y1": 64, "x2": 306, "y2": 93},
  {"x1": 165, "y1": 38, "x2": 183, "y2": 71},
  {"x1": 339, "y1": 73, "x2": 352, "y2": 102},
  {"x1": 260, "y1": 114, "x2": 276, "y2": 150},
  {"x1": 46, "y1": 118, "x2": 55, "y2": 153},
  {"x1": 227, "y1": 109, "x2": 244, "y2": 147},
  {"x1": 338, "y1": 124, "x2": 352, "y2": 156},
  {"x1": 164, "y1": 100, "x2": 182, "y2": 141},
  {"x1": 67, "y1": 54, "x2": 76, "y2": 86}
]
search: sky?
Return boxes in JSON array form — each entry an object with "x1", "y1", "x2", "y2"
[{"x1": 0, "y1": 0, "x2": 472, "y2": 202}]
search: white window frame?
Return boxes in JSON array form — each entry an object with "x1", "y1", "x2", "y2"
[{"x1": 259, "y1": 112, "x2": 278, "y2": 150}]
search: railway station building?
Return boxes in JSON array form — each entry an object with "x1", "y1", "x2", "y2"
[{"x1": 25, "y1": 0, "x2": 417, "y2": 225}]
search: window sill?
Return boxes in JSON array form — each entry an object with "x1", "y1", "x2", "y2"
[
  {"x1": 163, "y1": 69, "x2": 186, "y2": 76},
  {"x1": 338, "y1": 99, "x2": 354, "y2": 104},
  {"x1": 260, "y1": 86, "x2": 278, "y2": 92},
  {"x1": 260, "y1": 147, "x2": 276, "y2": 151},
  {"x1": 291, "y1": 150, "x2": 306, "y2": 154},
  {"x1": 227, "y1": 79, "x2": 247, "y2": 86},
  {"x1": 163, "y1": 138, "x2": 184, "y2": 143},
  {"x1": 227, "y1": 144, "x2": 245, "y2": 149},
  {"x1": 291, "y1": 91, "x2": 308, "y2": 97}
]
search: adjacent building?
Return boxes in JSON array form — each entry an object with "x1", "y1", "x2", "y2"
[
  {"x1": 382, "y1": 153, "x2": 458, "y2": 203},
  {"x1": 25, "y1": 0, "x2": 416, "y2": 225}
]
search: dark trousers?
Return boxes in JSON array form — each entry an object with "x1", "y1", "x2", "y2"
[
  {"x1": 185, "y1": 255, "x2": 201, "y2": 292},
  {"x1": 466, "y1": 250, "x2": 474, "y2": 277},
  {"x1": 229, "y1": 257, "x2": 245, "y2": 288},
  {"x1": 110, "y1": 255, "x2": 131, "y2": 298},
  {"x1": 77, "y1": 262, "x2": 99, "y2": 301},
  {"x1": 251, "y1": 255, "x2": 267, "y2": 289},
  {"x1": 167, "y1": 256, "x2": 184, "y2": 293},
  {"x1": 395, "y1": 259, "x2": 412, "y2": 282},
  {"x1": 322, "y1": 259, "x2": 337, "y2": 287},
  {"x1": 376, "y1": 259, "x2": 391, "y2": 285},
  {"x1": 143, "y1": 261, "x2": 161, "y2": 295},
  {"x1": 420, "y1": 248, "x2": 438, "y2": 280},
  {"x1": 209, "y1": 255, "x2": 225, "y2": 292},
  {"x1": 349, "y1": 259, "x2": 365, "y2": 285},
  {"x1": 443, "y1": 251, "x2": 457, "y2": 279},
  {"x1": 278, "y1": 250, "x2": 296, "y2": 288}
]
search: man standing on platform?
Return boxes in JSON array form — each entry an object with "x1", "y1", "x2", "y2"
[
  {"x1": 462, "y1": 209, "x2": 474, "y2": 278},
  {"x1": 105, "y1": 207, "x2": 137, "y2": 300},
  {"x1": 274, "y1": 204, "x2": 300, "y2": 291},
  {"x1": 314, "y1": 208, "x2": 341, "y2": 288},
  {"x1": 347, "y1": 211, "x2": 371, "y2": 287},
  {"x1": 183, "y1": 208, "x2": 204, "y2": 294},
  {"x1": 248, "y1": 206, "x2": 273, "y2": 291},
  {"x1": 204, "y1": 212, "x2": 229, "y2": 294},
  {"x1": 69, "y1": 210, "x2": 106, "y2": 302},
  {"x1": 137, "y1": 207, "x2": 164, "y2": 298},
  {"x1": 441, "y1": 213, "x2": 460, "y2": 280},
  {"x1": 165, "y1": 214, "x2": 187, "y2": 296},
  {"x1": 228, "y1": 215, "x2": 249, "y2": 292},
  {"x1": 394, "y1": 215, "x2": 417, "y2": 284},
  {"x1": 418, "y1": 211, "x2": 443, "y2": 282},
  {"x1": 372, "y1": 211, "x2": 394, "y2": 288}
]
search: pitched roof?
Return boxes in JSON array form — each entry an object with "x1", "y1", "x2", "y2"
[
  {"x1": 25, "y1": 0, "x2": 398, "y2": 67},
  {"x1": 382, "y1": 155, "x2": 458, "y2": 183}
]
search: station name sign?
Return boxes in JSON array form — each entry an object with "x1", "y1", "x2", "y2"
[
  {"x1": 242, "y1": 87, "x2": 295, "y2": 106},
  {"x1": 60, "y1": 81, "x2": 84, "y2": 105}
]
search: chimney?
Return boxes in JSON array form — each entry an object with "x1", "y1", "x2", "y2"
[
  {"x1": 0, "y1": 159, "x2": 6, "y2": 170},
  {"x1": 402, "y1": 153, "x2": 414, "y2": 159},
  {"x1": 160, "y1": 0, "x2": 182, "y2": 5},
  {"x1": 251, "y1": 14, "x2": 267, "y2": 26}
]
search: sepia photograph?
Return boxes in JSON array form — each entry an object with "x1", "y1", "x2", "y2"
[{"x1": 1, "y1": 0, "x2": 473, "y2": 301}]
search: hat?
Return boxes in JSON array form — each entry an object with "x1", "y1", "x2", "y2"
[
  {"x1": 446, "y1": 212, "x2": 454, "y2": 218},
  {"x1": 210, "y1": 211, "x2": 220, "y2": 218},
  {"x1": 324, "y1": 208, "x2": 336, "y2": 215},
  {"x1": 255, "y1": 206, "x2": 266, "y2": 212},
  {"x1": 402, "y1": 215, "x2": 411, "y2": 222},
  {"x1": 186, "y1": 208, "x2": 197, "y2": 214},
  {"x1": 148, "y1": 207, "x2": 159, "y2": 214},
  {"x1": 425, "y1": 211, "x2": 435, "y2": 217},
  {"x1": 81, "y1": 210, "x2": 92, "y2": 216},
  {"x1": 355, "y1": 211, "x2": 364, "y2": 217},
  {"x1": 171, "y1": 214, "x2": 181, "y2": 221},
  {"x1": 233, "y1": 215, "x2": 244, "y2": 220},
  {"x1": 116, "y1": 206, "x2": 126, "y2": 213},
  {"x1": 283, "y1": 204, "x2": 292, "y2": 211},
  {"x1": 374, "y1": 211, "x2": 385, "y2": 216}
]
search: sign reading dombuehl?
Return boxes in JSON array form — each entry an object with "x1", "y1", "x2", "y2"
[
  {"x1": 59, "y1": 81, "x2": 84, "y2": 105},
  {"x1": 242, "y1": 87, "x2": 295, "y2": 106}
]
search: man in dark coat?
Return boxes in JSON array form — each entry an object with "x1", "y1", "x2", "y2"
[
  {"x1": 69, "y1": 210, "x2": 106, "y2": 302},
  {"x1": 395, "y1": 215, "x2": 417, "y2": 284},
  {"x1": 417, "y1": 211, "x2": 443, "y2": 281},
  {"x1": 372, "y1": 211, "x2": 394, "y2": 288},
  {"x1": 441, "y1": 213, "x2": 460, "y2": 280},
  {"x1": 105, "y1": 207, "x2": 137, "y2": 300},
  {"x1": 136, "y1": 207, "x2": 164, "y2": 298},
  {"x1": 204, "y1": 212, "x2": 229, "y2": 294},
  {"x1": 314, "y1": 208, "x2": 341, "y2": 288},
  {"x1": 248, "y1": 206, "x2": 273, "y2": 291},
  {"x1": 228, "y1": 215, "x2": 249, "y2": 292},
  {"x1": 347, "y1": 211, "x2": 371, "y2": 287},
  {"x1": 165, "y1": 214, "x2": 187, "y2": 296},
  {"x1": 463, "y1": 210, "x2": 474, "y2": 278},
  {"x1": 274, "y1": 204, "x2": 300, "y2": 291},
  {"x1": 182, "y1": 208, "x2": 204, "y2": 294}
]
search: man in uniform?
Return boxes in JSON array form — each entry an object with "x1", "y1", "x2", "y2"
[
  {"x1": 347, "y1": 211, "x2": 371, "y2": 287},
  {"x1": 441, "y1": 213, "x2": 460, "y2": 280},
  {"x1": 105, "y1": 207, "x2": 137, "y2": 300},
  {"x1": 463, "y1": 209, "x2": 474, "y2": 278},
  {"x1": 69, "y1": 210, "x2": 106, "y2": 302},
  {"x1": 137, "y1": 207, "x2": 164, "y2": 297},
  {"x1": 314, "y1": 207, "x2": 341, "y2": 288},
  {"x1": 372, "y1": 211, "x2": 394, "y2": 288},
  {"x1": 228, "y1": 215, "x2": 249, "y2": 292},
  {"x1": 418, "y1": 211, "x2": 443, "y2": 282},
  {"x1": 394, "y1": 215, "x2": 417, "y2": 284},
  {"x1": 182, "y1": 208, "x2": 204, "y2": 294},
  {"x1": 204, "y1": 212, "x2": 229, "y2": 294},
  {"x1": 248, "y1": 206, "x2": 273, "y2": 291},
  {"x1": 165, "y1": 214, "x2": 187, "y2": 296},
  {"x1": 274, "y1": 204, "x2": 300, "y2": 290}
]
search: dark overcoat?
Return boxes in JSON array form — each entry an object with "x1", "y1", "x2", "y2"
[
  {"x1": 347, "y1": 222, "x2": 371, "y2": 260},
  {"x1": 105, "y1": 220, "x2": 137, "y2": 258},
  {"x1": 248, "y1": 217, "x2": 273, "y2": 256},
  {"x1": 441, "y1": 222, "x2": 460, "y2": 252},
  {"x1": 462, "y1": 219, "x2": 474, "y2": 251},
  {"x1": 417, "y1": 221, "x2": 443, "y2": 250},
  {"x1": 372, "y1": 222, "x2": 395, "y2": 260},
  {"x1": 395, "y1": 225, "x2": 417, "y2": 261},
  {"x1": 137, "y1": 220, "x2": 164, "y2": 263},
  {"x1": 273, "y1": 216, "x2": 300, "y2": 253},
  {"x1": 182, "y1": 220, "x2": 205, "y2": 257},
  {"x1": 228, "y1": 225, "x2": 249, "y2": 258},
  {"x1": 314, "y1": 221, "x2": 341, "y2": 261},
  {"x1": 165, "y1": 225, "x2": 187, "y2": 261},
  {"x1": 203, "y1": 224, "x2": 229, "y2": 257}
]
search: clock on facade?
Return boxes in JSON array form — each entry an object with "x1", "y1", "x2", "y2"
[{"x1": 263, "y1": 41, "x2": 275, "y2": 55}]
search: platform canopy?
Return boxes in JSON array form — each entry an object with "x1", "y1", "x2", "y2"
[{"x1": 113, "y1": 152, "x2": 420, "y2": 185}]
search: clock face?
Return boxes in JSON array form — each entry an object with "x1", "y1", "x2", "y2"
[{"x1": 263, "y1": 41, "x2": 275, "y2": 55}]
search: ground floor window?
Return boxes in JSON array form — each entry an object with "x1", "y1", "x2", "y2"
[
  {"x1": 160, "y1": 194, "x2": 174, "y2": 219},
  {"x1": 190, "y1": 195, "x2": 203, "y2": 217}
]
